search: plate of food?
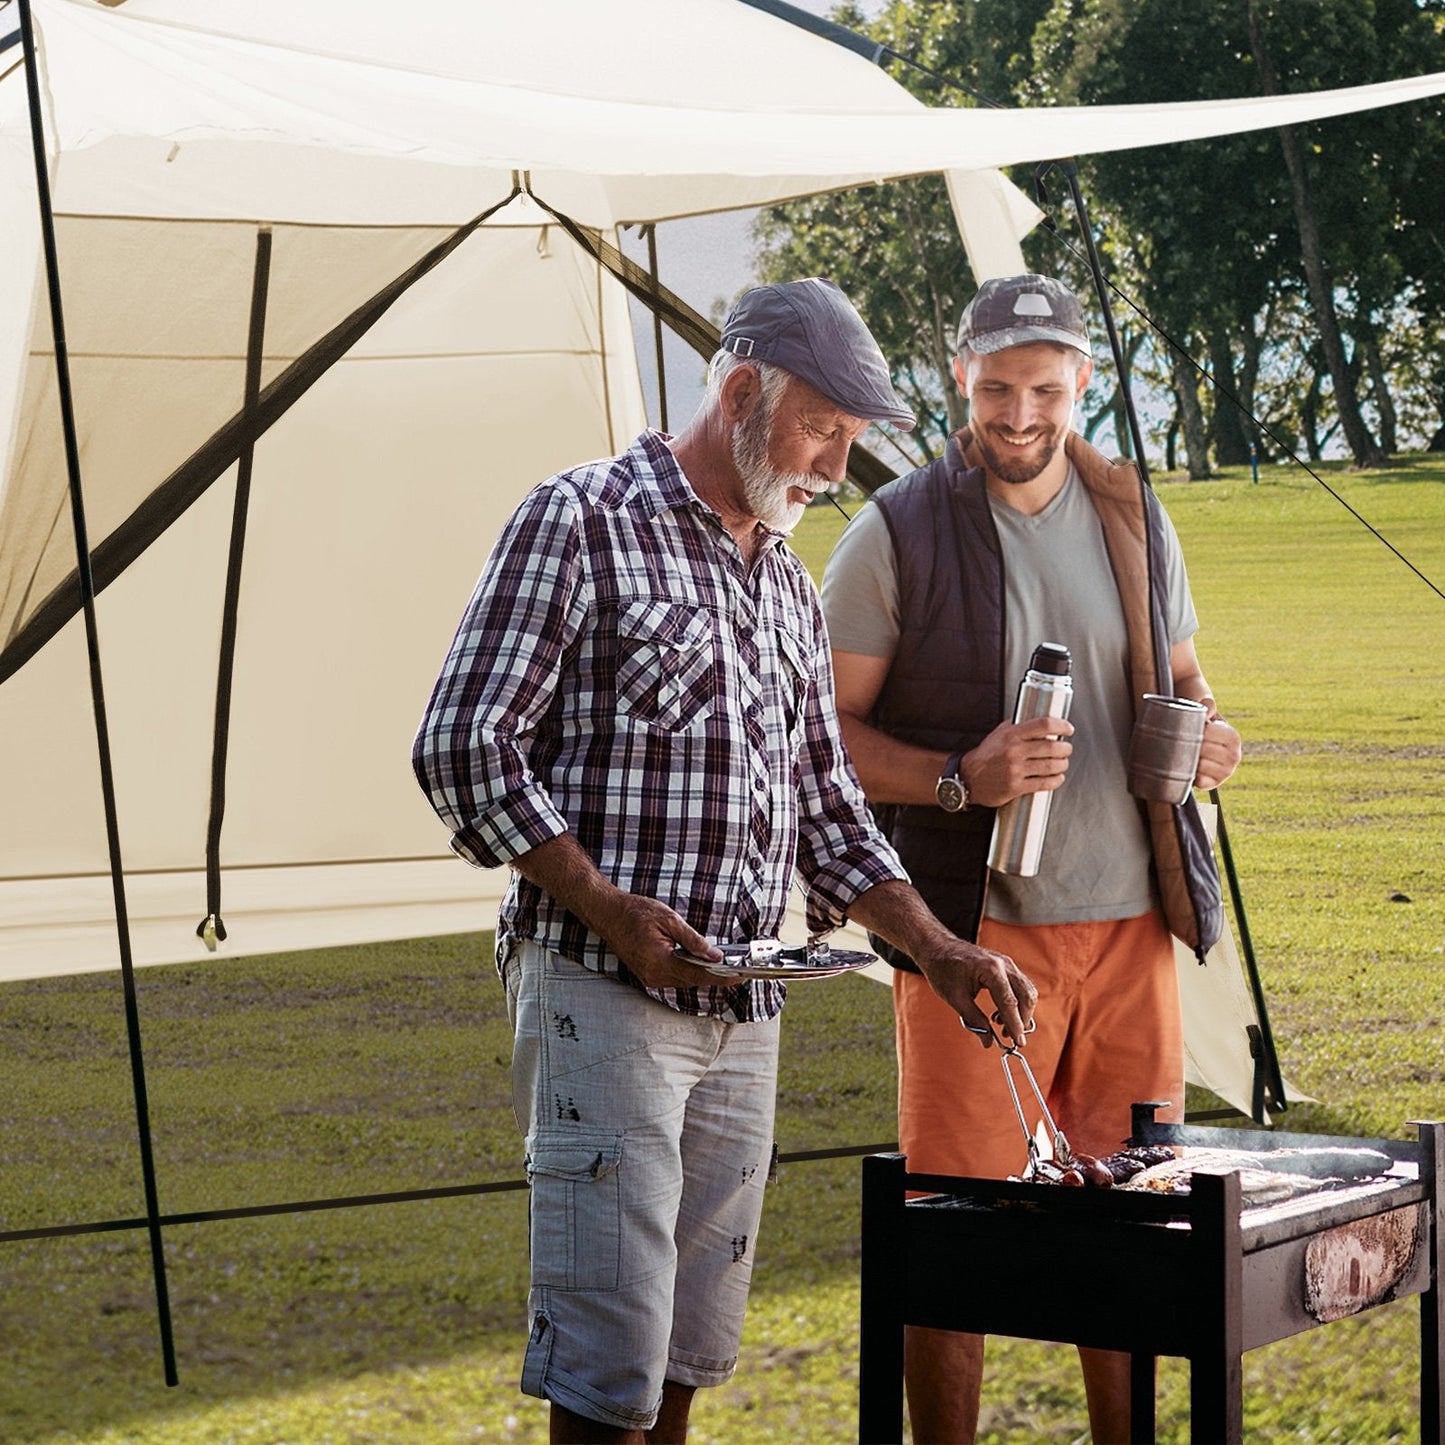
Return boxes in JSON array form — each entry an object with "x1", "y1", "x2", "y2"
[{"x1": 672, "y1": 939, "x2": 877, "y2": 980}]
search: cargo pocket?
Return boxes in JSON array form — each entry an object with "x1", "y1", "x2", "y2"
[
  {"x1": 525, "y1": 1129, "x2": 625, "y2": 1291},
  {"x1": 615, "y1": 599, "x2": 717, "y2": 732}
]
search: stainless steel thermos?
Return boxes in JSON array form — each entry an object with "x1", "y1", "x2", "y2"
[{"x1": 987, "y1": 642, "x2": 1073, "y2": 877}]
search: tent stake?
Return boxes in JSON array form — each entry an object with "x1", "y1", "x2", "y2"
[{"x1": 14, "y1": 0, "x2": 178, "y2": 1386}]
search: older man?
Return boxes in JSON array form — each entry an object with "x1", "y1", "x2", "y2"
[
  {"x1": 413, "y1": 278, "x2": 1036, "y2": 1444},
  {"x1": 822, "y1": 273, "x2": 1242, "y2": 1444}
]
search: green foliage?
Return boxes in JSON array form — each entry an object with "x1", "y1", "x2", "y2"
[
  {"x1": 2, "y1": 458, "x2": 1444, "y2": 1440},
  {"x1": 759, "y1": 0, "x2": 1445, "y2": 471}
]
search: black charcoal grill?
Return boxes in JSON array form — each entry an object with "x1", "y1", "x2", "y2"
[{"x1": 858, "y1": 1107, "x2": 1443, "y2": 1443}]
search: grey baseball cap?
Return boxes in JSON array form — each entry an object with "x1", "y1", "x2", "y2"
[
  {"x1": 957, "y1": 273, "x2": 1092, "y2": 358},
  {"x1": 719, "y1": 278, "x2": 916, "y2": 430}
]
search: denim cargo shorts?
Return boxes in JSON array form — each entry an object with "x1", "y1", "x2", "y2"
[{"x1": 505, "y1": 940, "x2": 779, "y2": 1431}]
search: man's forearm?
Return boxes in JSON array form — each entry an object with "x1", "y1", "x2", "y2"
[
  {"x1": 838, "y1": 714, "x2": 949, "y2": 806},
  {"x1": 508, "y1": 833, "x2": 621, "y2": 939},
  {"x1": 847, "y1": 878, "x2": 1036, "y2": 1046},
  {"x1": 847, "y1": 878, "x2": 958, "y2": 963}
]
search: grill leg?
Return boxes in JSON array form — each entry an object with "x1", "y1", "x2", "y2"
[
  {"x1": 1189, "y1": 1171, "x2": 1244, "y2": 1444},
  {"x1": 1130, "y1": 1354, "x2": 1156, "y2": 1442},
  {"x1": 859, "y1": 1153, "x2": 908, "y2": 1445},
  {"x1": 1418, "y1": 1121, "x2": 1443, "y2": 1444}
]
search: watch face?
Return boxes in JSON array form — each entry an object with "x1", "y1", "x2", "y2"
[{"x1": 936, "y1": 777, "x2": 966, "y2": 812}]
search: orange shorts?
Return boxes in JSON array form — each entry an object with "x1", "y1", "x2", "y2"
[{"x1": 894, "y1": 910, "x2": 1184, "y2": 1180}]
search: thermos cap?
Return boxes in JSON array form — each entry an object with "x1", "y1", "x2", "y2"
[{"x1": 1029, "y1": 642, "x2": 1072, "y2": 676}]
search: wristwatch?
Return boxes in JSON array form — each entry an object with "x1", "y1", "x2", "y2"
[{"x1": 935, "y1": 751, "x2": 969, "y2": 813}]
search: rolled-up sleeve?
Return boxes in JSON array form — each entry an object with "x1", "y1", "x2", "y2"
[
  {"x1": 792, "y1": 597, "x2": 909, "y2": 936},
  {"x1": 412, "y1": 483, "x2": 586, "y2": 868}
]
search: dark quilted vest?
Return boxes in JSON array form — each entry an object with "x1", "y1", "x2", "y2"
[{"x1": 865, "y1": 430, "x2": 1223, "y2": 971}]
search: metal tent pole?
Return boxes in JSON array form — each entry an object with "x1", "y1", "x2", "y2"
[
  {"x1": 1212, "y1": 790, "x2": 1288, "y2": 1112},
  {"x1": 644, "y1": 224, "x2": 669, "y2": 433},
  {"x1": 14, "y1": 0, "x2": 177, "y2": 1384},
  {"x1": 1052, "y1": 159, "x2": 1151, "y2": 478}
]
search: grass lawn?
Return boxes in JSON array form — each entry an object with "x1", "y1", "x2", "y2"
[{"x1": 2, "y1": 454, "x2": 1443, "y2": 1442}]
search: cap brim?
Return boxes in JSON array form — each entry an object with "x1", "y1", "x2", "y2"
[
  {"x1": 853, "y1": 403, "x2": 917, "y2": 431},
  {"x1": 965, "y1": 324, "x2": 1092, "y2": 358},
  {"x1": 807, "y1": 383, "x2": 915, "y2": 430}
]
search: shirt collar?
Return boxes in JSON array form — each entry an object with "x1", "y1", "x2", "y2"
[
  {"x1": 627, "y1": 429, "x2": 791, "y2": 559},
  {"x1": 627, "y1": 430, "x2": 698, "y2": 519}
]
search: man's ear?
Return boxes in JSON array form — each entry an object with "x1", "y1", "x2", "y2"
[
  {"x1": 720, "y1": 361, "x2": 763, "y2": 423},
  {"x1": 951, "y1": 354, "x2": 969, "y2": 398},
  {"x1": 1074, "y1": 357, "x2": 1094, "y2": 400}
]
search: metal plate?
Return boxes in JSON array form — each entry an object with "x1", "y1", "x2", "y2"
[{"x1": 672, "y1": 941, "x2": 878, "y2": 980}]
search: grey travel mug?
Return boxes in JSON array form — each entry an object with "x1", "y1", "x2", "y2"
[
  {"x1": 987, "y1": 642, "x2": 1073, "y2": 878},
  {"x1": 1126, "y1": 694, "x2": 1208, "y2": 804}
]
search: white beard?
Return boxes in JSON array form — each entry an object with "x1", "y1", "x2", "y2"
[{"x1": 732, "y1": 403, "x2": 814, "y2": 534}]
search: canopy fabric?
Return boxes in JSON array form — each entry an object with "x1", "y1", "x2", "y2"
[
  {"x1": 2, "y1": 0, "x2": 1435, "y2": 1120},
  {"x1": 8, "y1": 0, "x2": 1443, "y2": 228}
]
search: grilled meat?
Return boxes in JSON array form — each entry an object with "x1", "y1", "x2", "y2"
[{"x1": 1029, "y1": 1145, "x2": 1175, "y2": 1188}]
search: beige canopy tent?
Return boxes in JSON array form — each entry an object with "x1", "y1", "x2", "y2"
[{"x1": 3, "y1": 0, "x2": 1441, "y2": 1116}]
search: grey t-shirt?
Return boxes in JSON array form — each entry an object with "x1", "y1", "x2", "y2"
[{"x1": 821, "y1": 462, "x2": 1198, "y2": 925}]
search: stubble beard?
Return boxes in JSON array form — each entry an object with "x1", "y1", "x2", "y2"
[{"x1": 973, "y1": 420, "x2": 1065, "y2": 486}]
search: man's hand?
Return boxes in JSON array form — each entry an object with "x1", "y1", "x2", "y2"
[
  {"x1": 1194, "y1": 716, "x2": 1242, "y2": 791},
  {"x1": 511, "y1": 833, "x2": 723, "y2": 989},
  {"x1": 848, "y1": 880, "x2": 1038, "y2": 1048},
  {"x1": 911, "y1": 936, "x2": 1038, "y2": 1049},
  {"x1": 589, "y1": 890, "x2": 728, "y2": 990},
  {"x1": 963, "y1": 715, "x2": 1074, "y2": 809}
]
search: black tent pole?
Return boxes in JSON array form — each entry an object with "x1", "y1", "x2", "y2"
[
  {"x1": 1052, "y1": 159, "x2": 1151, "y2": 478},
  {"x1": 644, "y1": 225, "x2": 670, "y2": 433},
  {"x1": 14, "y1": 0, "x2": 178, "y2": 1385},
  {"x1": 1211, "y1": 790, "x2": 1288, "y2": 1111}
]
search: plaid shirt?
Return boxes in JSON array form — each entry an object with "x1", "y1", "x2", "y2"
[{"x1": 412, "y1": 431, "x2": 907, "y2": 1021}]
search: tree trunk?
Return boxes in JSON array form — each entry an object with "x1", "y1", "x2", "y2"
[
  {"x1": 1207, "y1": 329, "x2": 1251, "y2": 465},
  {"x1": 1112, "y1": 392, "x2": 1134, "y2": 460},
  {"x1": 1083, "y1": 390, "x2": 1116, "y2": 445},
  {"x1": 1301, "y1": 370, "x2": 1323, "y2": 461},
  {"x1": 1248, "y1": 1, "x2": 1385, "y2": 469},
  {"x1": 1166, "y1": 415, "x2": 1179, "y2": 473},
  {"x1": 1172, "y1": 353, "x2": 1212, "y2": 479},
  {"x1": 1361, "y1": 326, "x2": 1398, "y2": 456},
  {"x1": 1237, "y1": 321, "x2": 1264, "y2": 458}
]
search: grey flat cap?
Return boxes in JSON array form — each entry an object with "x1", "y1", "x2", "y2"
[
  {"x1": 957, "y1": 274, "x2": 1092, "y2": 358},
  {"x1": 719, "y1": 278, "x2": 915, "y2": 430}
]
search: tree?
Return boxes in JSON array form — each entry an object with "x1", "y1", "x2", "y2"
[
  {"x1": 1037, "y1": 0, "x2": 1445, "y2": 468},
  {"x1": 754, "y1": 0, "x2": 1055, "y2": 465},
  {"x1": 755, "y1": 0, "x2": 1445, "y2": 468}
]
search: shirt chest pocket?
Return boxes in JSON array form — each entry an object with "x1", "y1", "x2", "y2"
[
  {"x1": 614, "y1": 599, "x2": 718, "y2": 733},
  {"x1": 772, "y1": 622, "x2": 814, "y2": 743}
]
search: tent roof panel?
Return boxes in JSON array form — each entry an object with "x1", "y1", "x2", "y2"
[{"x1": 8, "y1": 2, "x2": 1444, "y2": 228}]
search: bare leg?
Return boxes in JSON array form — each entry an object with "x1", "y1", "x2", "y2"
[
  {"x1": 1079, "y1": 1346, "x2": 1132, "y2": 1444},
  {"x1": 904, "y1": 1326, "x2": 985, "y2": 1445},
  {"x1": 550, "y1": 1403, "x2": 642, "y2": 1443},
  {"x1": 647, "y1": 1381, "x2": 696, "y2": 1443},
  {"x1": 549, "y1": 1381, "x2": 697, "y2": 1445}
]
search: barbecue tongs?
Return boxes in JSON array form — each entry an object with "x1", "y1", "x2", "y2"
[{"x1": 963, "y1": 1014, "x2": 1073, "y2": 1180}]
